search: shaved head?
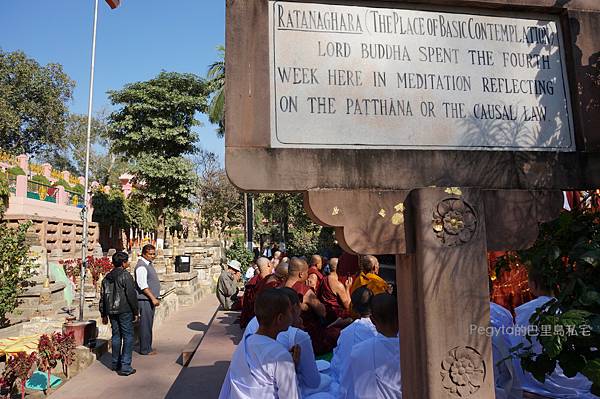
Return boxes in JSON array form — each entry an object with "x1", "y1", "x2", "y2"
[
  {"x1": 256, "y1": 257, "x2": 271, "y2": 274},
  {"x1": 329, "y1": 258, "x2": 339, "y2": 272},
  {"x1": 274, "y1": 262, "x2": 289, "y2": 279},
  {"x1": 371, "y1": 293, "x2": 398, "y2": 329},
  {"x1": 360, "y1": 255, "x2": 379, "y2": 274},
  {"x1": 310, "y1": 255, "x2": 322, "y2": 269},
  {"x1": 288, "y1": 257, "x2": 309, "y2": 278}
]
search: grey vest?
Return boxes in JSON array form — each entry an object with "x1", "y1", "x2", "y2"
[{"x1": 135, "y1": 258, "x2": 161, "y2": 300}]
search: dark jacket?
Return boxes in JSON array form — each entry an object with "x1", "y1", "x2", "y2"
[{"x1": 99, "y1": 267, "x2": 139, "y2": 316}]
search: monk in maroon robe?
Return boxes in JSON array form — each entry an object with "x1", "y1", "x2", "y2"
[
  {"x1": 255, "y1": 261, "x2": 288, "y2": 295},
  {"x1": 285, "y1": 257, "x2": 339, "y2": 355},
  {"x1": 307, "y1": 254, "x2": 325, "y2": 293},
  {"x1": 239, "y1": 257, "x2": 272, "y2": 328},
  {"x1": 319, "y1": 257, "x2": 353, "y2": 323}
]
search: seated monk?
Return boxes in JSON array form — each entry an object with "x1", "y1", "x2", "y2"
[
  {"x1": 319, "y1": 258, "x2": 353, "y2": 322},
  {"x1": 307, "y1": 254, "x2": 325, "y2": 292},
  {"x1": 256, "y1": 261, "x2": 288, "y2": 295},
  {"x1": 285, "y1": 257, "x2": 339, "y2": 356},
  {"x1": 342, "y1": 293, "x2": 401, "y2": 399},
  {"x1": 240, "y1": 257, "x2": 272, "y2": 328},
  {"x1": 219, "y1": 288, "x2": 300, "y2": 399},
  {"x1": 350, "y1": 255, "x2": 391, "y2": 295}
]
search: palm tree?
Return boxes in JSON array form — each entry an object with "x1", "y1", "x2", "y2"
[{"x1": 207, "y1": 45, "x2": 225, "y2": 137}]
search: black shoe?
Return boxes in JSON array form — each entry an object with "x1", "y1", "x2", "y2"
[
  {"x1": 117, "y1": 369, "x2": 136, "y2": 376},
  {"x1": 111, "y1": 365, "x2": 121, "y2": 372}
]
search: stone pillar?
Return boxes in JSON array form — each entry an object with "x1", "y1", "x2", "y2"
[
  {"x1": 397, "y1": 188, "x2": 493, "y2": 399},
  {"x1": 15, "y1": 174, "x2": 27, "y2": 197},
  {"x1": 42, "y1": 163, "x2": 52, "y2": 179},
  {"x1": 16, "y1": 154, "x2": 28, "y2": 172},
  {"x1": 57, "y1": 185, "x2": 67, "y2": 205}
]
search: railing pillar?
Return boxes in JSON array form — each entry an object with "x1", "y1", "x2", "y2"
[
  {"x1": 16, "y1": 154, "x2": 29, "y2": 173},
  {"x1": 57, "y1": 185, "x2": 67, "y2": 205},
  {"x1": 15, "y1": 175, "x2": 27, "y2": 197},
  {"x1": 42, "y1": 163, "x2": 52, "y2": 179}
]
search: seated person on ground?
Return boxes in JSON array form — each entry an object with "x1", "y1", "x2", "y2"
[
  {"x1": 350, "y1": 255, "x2": 391, "y2": 295},
  {"x1": 490, "y1": 301, "x2": 522, "y2": 399},
  {"x1": 319, "y1": 257, "x2": 353, "y2": 324},
  {"x1": 219, "y1": 288, "x2": 299, "y2": 399},
  {"x1": 217, "y1": 260, "x2": 242, "y2": 310},
  {"x1": 285, "y1": 257, "x2": 339, "y2": 355},
  {"x1": 330, "y1": 286, "x2": 377, "y2": 388},
  {"x1": 240, "y1": 257, "x2": 272, "y2": 328},
  {"x1": 511, "y1": 268, "x2": 595, "y2": 398},
  {"x1": 342, "y1": 293, "x2": 402, "y2": 399}
]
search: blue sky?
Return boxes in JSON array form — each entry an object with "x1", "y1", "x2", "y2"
[{"x1": 0, "y1": 0, "x2": 225, "y2": 161}]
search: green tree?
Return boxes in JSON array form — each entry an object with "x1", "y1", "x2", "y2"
[
  {"x1": 108, "y1": 71, "x2": 209, "y2": 238},
  {"x1": 40, "y1": 111, "x2": 129, "y2": 185},
  {"x1": 505, "y1": 202, "x2": 600, "y2": 395},
  {"x1": 206, "y1": 45, "x2": 225, "y2": 137},
  {"x1": 0, "y1": 174, "x2": 35, "y2": 327},
  {"x1": 0, "y1": 49, "x2": 74, "y2": 155},
  {"x1": 254, "y1": 193, "x2": 334, "y2": 257}
]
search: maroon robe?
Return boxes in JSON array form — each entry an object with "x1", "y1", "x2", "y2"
[
  {"x1": 319, "y1": 275, "x2": 351, "y2": 323},
  {"x1": 291, "y1": 281, "x2": 339, "y2": 355},
  {"x1": 307, "y1": 266, "x2": 324, "y2": 292},
  {"x1": 240, "y1": 274, "x2": 263, "y2": 328},
  {"x1": 255, "y1": 273, "x2": 284, "y2": 295}
]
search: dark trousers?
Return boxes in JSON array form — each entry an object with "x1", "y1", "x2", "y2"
[
  {"x1": 109, "y1": 312, "x2": 134, "y2": 372},
  {"x1": 138, "y1": 300, "x2": 155, "y2": 354}
]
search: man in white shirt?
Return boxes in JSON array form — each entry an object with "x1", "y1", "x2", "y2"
[
  {"x1": 342, "y1": 293, "x2": 401, "y2": 399},
  {"x1": 134, "y1": 244, "x2": 160, "y2": 355},
  {"x1": 330, "y1": 286, "x2": 377, "y2": 386},
  {"x1": 219, "y1": 288, "x2": 300, "y2": 399}
]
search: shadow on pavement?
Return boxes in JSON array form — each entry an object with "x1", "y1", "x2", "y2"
[{"x1": 164, "y1": 361, "x2": 231, "y2": 399}]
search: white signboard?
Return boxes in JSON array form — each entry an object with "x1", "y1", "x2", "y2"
[{"x1": 269, "y1": 1, "x2": 575, "y2": 151}]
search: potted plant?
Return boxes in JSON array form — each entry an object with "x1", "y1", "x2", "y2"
[
  {"x1": 37, "y1": 334, "x2": 60, "y2": 391},
  {"x1": 54, "y1": 331, "x2": 76, "y2": 378},
  {"x1": 5, "y1": 352, "x2": 37, "y2": 399}
]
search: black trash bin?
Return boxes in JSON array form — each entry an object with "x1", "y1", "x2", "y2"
[{"x1": 175, "y1": 255, "x2": 191, "y2": 273}]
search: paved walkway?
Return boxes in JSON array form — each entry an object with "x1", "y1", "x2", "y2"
[{"x1": 50, "y1": 295, "x2": 241, "y2": 399}]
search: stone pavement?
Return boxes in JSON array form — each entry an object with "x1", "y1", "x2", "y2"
[{"x1": 50, "y1": 295, "x2": 242, "y2": 399}]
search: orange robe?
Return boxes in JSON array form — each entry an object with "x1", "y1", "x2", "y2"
[{"x1": 350, "y1": 272, "x2": 389, "y2": 295}]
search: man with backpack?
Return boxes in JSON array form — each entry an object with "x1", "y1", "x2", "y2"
[{"x1": 100, "y1": 251, "x2": 139, "y2": 376}]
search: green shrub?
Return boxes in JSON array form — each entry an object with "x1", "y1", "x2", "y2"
[
  {"x1": 225, "y1": 238, "x2": 254, "y2": 276},
  {"x1": 72, "y1": 183, "x2": 85, "y2": 195},
  {"x1": 53, "y1": 178, "x2": 72, "y2": 190},
  {"x1": 0, "y1": 221, "x2": 36, "y2": 327},
  {"x1": 0, "y1": 173, "x2": 9, "y2": 217},
  {"x1": 31, "y1": 174, "x2": 51, "y2": 186},
  {"x1": 7, "y1": 166, "x2": 25, "y2": 176}
]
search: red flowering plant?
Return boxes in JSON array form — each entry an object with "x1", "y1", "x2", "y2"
[
  {"x1": 59, "y1": 258, "x2": 81, "y2": 281},
  {"x1": 88, "y1": 256, "x2": 113, "y2": 286},
  {"x1": 4, "y1": 352, "x2": 37, "y2": 399},
  {"x1": 53, "y1": 331, "x2": 76, "y2": 378},
  {"x1": 60, "y1": 256, "x2": 113, "y2": 286},
  {"x1": 0, "y1": 360, "x2": 17, "y2": 398},
  {"x1": 37, "y1": 334, "x2": 60, "y2": 390}
]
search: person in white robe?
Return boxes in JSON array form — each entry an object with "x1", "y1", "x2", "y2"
[
  {"x1": 510, "y1": 269, "x2": 597, "y2": 398},
  {"x1": 219, "y1": 288, "x2": 299, "y2": 399},
  {"x1": 330, "y1": 286, "x2": 377, "y2": 388},
  {"x1": 490, "y1": 302, "x2": 522, "y2": 399},
  {"x1": 342, "y1": 293, "x2": 401, "y2": 399},
  {"x1": 244, "y1": 288, "x2": 330, "y2": 398}
]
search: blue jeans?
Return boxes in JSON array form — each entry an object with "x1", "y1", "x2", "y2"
[{"x1": 109, "y1": 312, "x2": 134, "y2": 372}]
